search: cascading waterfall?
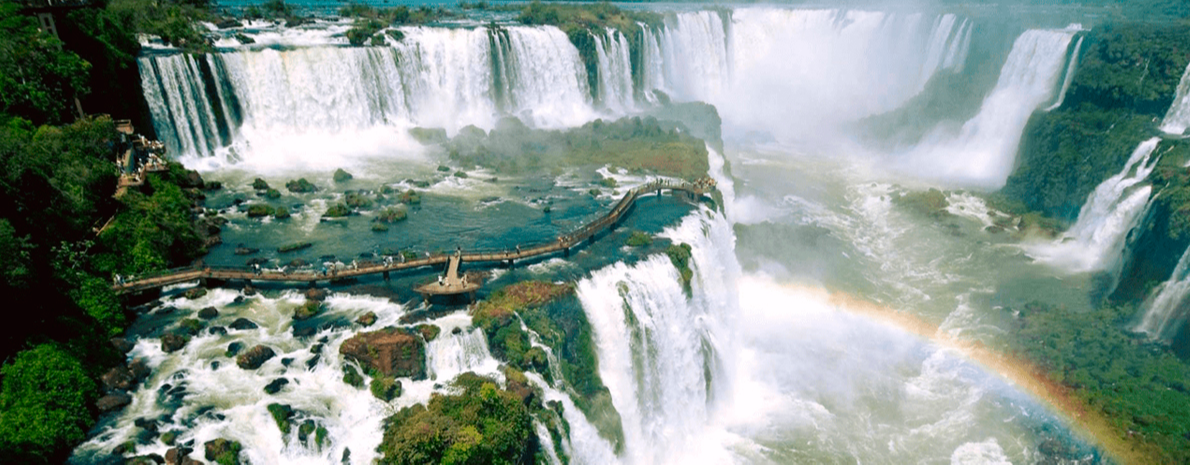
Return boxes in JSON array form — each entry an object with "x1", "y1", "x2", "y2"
[
  {"x1": 905, "y1": 28, "x2": 1077, "y2": 188},
  {"x1": 576, "y1": 206, "x2": 741, "y2": 464},
  {"x1": 639, "y1": 9, "x2": 972, "y2": 136},
  {"x1": 593, "y1": 28, "x2": 635, "y2": 113},
  {"x1": 1044, "y1": 34, "x2": 1084, "y2": 112},
  {"x1": 1159, "y1": 61, "x2": 1190, "y2": 136},
  {"x1": 1029, "y1": 138, "x2": 1160, "y2": 278},
  {"x1": 138, "y1": 25, "x2": 593, "y2": 167},
  {"x1": 1136, "y1": 246, "x2": 1190, "y2": 341}
]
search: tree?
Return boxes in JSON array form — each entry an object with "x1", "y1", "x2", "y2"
[
  {"x1": 0, "y1": 1, "x2": 90, "y2": 125},
  {"x1": 0, "y1": 343, "x2": 97, "y2": 463}
]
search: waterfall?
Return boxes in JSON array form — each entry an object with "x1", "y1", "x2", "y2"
[
  {"x1": 1159, "y1": 61, "x2": 1190, "y2": 136},
  {"x1": 1044, "y1": 35, "x2": 1084, "y2": 112},
  {"x1": 906, "y1": 28, "x2": 1076, "y2": 188},
  {"x1": 138, "y1": 25, "x2": 593, "y2": 167},
  {"x1": 1136, "y1": 246, "x2": 1190, "y2": 341},
  {"x1": 594, "y1": 28, "x2": 635, "y2": 113},
  {"x1": 426, "y1": 327, "x2": 501, "y2": 381},
  {"x1": 638, "y1": 9, "x2": 972, "y2": 138},
  {"x1": 1028, "y1": 138, "x2": 1160, "y2": 278},
  {"x1": 576, "y1": 206, "x2": 741, "y2": 464}
]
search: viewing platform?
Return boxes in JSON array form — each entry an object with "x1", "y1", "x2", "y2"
[{"x1": 111, "y1": 177, "x2": 717, "y2": 297}]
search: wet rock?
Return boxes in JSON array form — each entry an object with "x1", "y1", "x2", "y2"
[
  {"x1": 451, "y1": 327, "x2": 463, "y2": 335},
  {"x1": 229, "y1": 318, "x2": 258, "y2": 330},
  {"x1": 165, "y1": 446, "x2": 194, "y2": 465},
  {"x1": 310, "y1": 343, "x2": 324, "y2": 354},
  {"x1": 203, "y1": 438, "x2": 242, "y2": 464},
  {"x1": 130, "y1": 358, "x2": 151, "y2": 381},
  {"x1": 356, "y1": 311, "x2": 377, "y2": 327},
  {"x1": 415, "y1": 324, "x2": 440, "y2": 342},
  {"x1": 341, "y1": 448, "x2": 351, "y2": 464},
  {"x1": 281, "y1": 357, "x2": 294, "y2": 366},
  {"x1": 111, "y1": 337, "x2": 135, "y2": 353},
  {"x1": 286, "y1": 178, "x2": 318, "y2": 193},
  {"x1": 102, "y1": 366, "x2": 136, "y2": 391},
  {"x1": 236, "y1": 345, "x2": 276, "y2": 370},
  {"x1": 287, "y1": 258, "x2": 309, "y2": 268},
  {"x1": 197, "y1": 307, "x2": 219, "y2": 320},
  {"x1": 207, "y1": 326, "x2": 227, "y2": 336},
  {"x1": 225, "y1": 341, "x2": 245, "y2": 357},
  {"x1": 161, "y1": 333, "x2": 189, "y2": 353},
  {"x1": 155, "y1": 306, "x2": 177, "y2": 315},
  {"x1": 305, "y1": 288, "x2": 328, "y2": 301},
  {"x1": 369, "y1": 375, "x2": 401, "y2": 401},
  {"x1": 267, "y1": 403, "x2": 294, "y2": 433},
  {"x1": 342, "y1": 364, "x2": 364, "y2": 388},
  {"x1": 182, "y1": 288, "x2": 207, "y2": 300},
  {"x1": 305, "y1": 354, "x2": 321, "y2": 370},
  {"x1": 264, "y1": 378, "x2": 290, "y2": 394},
  {"x1": 333, "y1": 168, "x2": 354, "y2": 183},
  {"x1": 161, "y1": 431, "x2": 178, "y2": 446},
  {"x1": 210, "y1": 361, "x2": 220, "y2": 370},
  {"x1": 339, "y1": 327, "x2": 426, "y2": 379},
  {"x1": 135, "y1": 417, "x2": 160, "y2": 433},
  {"x1": 234, "y1": 246, "x2": 259, "y2": 255},
  {"x1": 97, "y1": 392, "x2": 132, "y2": 412},
  {"x1": 242, "y1": 285, "x2": 257, "y2": 297},
  {"x1": 232, "y1": 296, "x2": 245, "y2": 304},
  {"x1": 294, "y1": 301, "x2": 322, "y2": 321}
]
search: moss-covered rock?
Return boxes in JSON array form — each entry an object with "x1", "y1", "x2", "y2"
[
  {"x1": 370, "y1": 375, "x2": 402, "y2": 401},
  {"x1": 344, "y1": 192, "x2": 372, "y2": 209},
  {"x1": 398, "y1": 189, "x2": 421, "y2": 205},
  {"x1": 893, "y1": 188, "x2": 952, "y2": 219},
  {"x1": 286, "y1": 178, "x2": 318, "y2": 193},
  {"x1": 415, "y1": 324, "x2": 440, "y2": 342},
  {"x1": 323, "y1": 203, "x2": 352, "y2": 218},
  {"x1": 252, "y1": 178, "x2": 270, "y2": 190},
  {"x1": 376, "y1": 206, "x2": 408, "y2": 223},
  {"x1": 626, "y1": 231, "x2": 652, "y2": 247},
  {"x1": 294, "y1": 301, "x2": 322, "y2": 320},
  {"x1": 266, "y1": 403, "x2": 294, "y2": 434},
  {"x1": 333, "y1": 168, "x2": 354, "y2": 183},
  {"x1": 666, "y1": 243, "x2": 694, "y2": 288},
  {"x1": 340, "y1": 327, "x2": 426, "y2": 379},
  {"x1": 203, "y1": 438, "x2": 242, "y2": 465},
  {"x1": 246, "y1": 204, "x2": 275, "y2": 218},
  {"x1": 371, "y1": 222, "x2": 389, "y2": 232},
  {"x1": 342, "y1": 364, "x2": 364, "y2": 388},
  {"x1": 273, "y1": 206, "x2": 290, "y2": 219},
  {"x1": 357, "y1": 311, "x2": 377, "y2": 326}
]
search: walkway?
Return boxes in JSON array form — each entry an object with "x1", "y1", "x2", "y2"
[{"x1": 112, "y1": 177, "x2": 716, "y2": 294}]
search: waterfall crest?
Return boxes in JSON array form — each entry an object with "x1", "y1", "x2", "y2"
[{"x1": 594, "y1": 28, "x2": 635, "y2": 113}]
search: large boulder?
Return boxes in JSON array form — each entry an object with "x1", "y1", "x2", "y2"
[
  {"x1": 339, "y1": 327, "x2": 426, "y2": 379},
  {"x1": 204, "y1": 438, "x2": 242, "y2": 465},
  {"x1": 333, "y1": 168, "x2": 354, "y2": 183},
  {"x1": 161, "y1": 334, "x2": 189, "y2": 353},
  {"x1": 96, "y1": 392, "x2": 132, "y2": 413},
  {"x1": 236, "y1": 345, "x2": 276, "y2": 370},
  {"x1": 229, "y1": 318, "x2": 258, "y2": 330},
  {"x1": 102, "y1": 366, "x2": 136, "y2": 391}
]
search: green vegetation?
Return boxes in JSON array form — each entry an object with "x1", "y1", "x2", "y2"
[
  {"x1": 338, "y1": 4, "x2": 454, "y2": 46},
  {"x1": 442, "y1": 116, "x2": 709, "y2": 179},
  {"x1": 333, "y1": 168, "x2": 354, "y2": 183},
  {"x1": 252, "y1": 178, "x2": 270, "y2": 190},
  {"x1": 1005, "y1": 302, "x2": 1190, "y2": 463},
  {"x1": 343, "y1": 364, "x2": 364, "y2": 388},
  {"x1": 323, "y1": 203, "x2": 352, "y2": 218},
  {"x1": 273, "y1": 206, "x2": 290, "y2": 219},
  {"x1": 666, "y1": 243, "x2": 693, "y2": 288},
  {"x1": 344, "y1": 191, "x2": 372, "y2": 209},
  {"x1": 471, "y1": 281, "x2": 623, "y2": 451},
  {"x1": 370, "y1": 375, "x2": 401, "y2": 401},
  {"x1": 246, "y1": 204, "x2": 276, "y2": 218},
  {"x1": 286, "y1": 178, "x2": 318, "y2": 193},
  {"x1": 266, "y1": 403, "x2": 294, "y2": 435},
  {"x1": 0, "y1": 344, "x2": 97, "y2": 463},
  {"x1": 377, "y1": 373, "x2": 535, "y2": 464},
  {"x1": 626, "y1": 231, "x2": 652, "y2": 247},
  {"x1": 377, "y1": 206, "x2": 408, "y2": 223},
  {"x1": 0, "y1": 3, "x2": 89, "y2": 125}
]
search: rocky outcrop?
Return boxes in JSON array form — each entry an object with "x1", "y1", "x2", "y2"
[
  {"x1": 339, "y1": 327, "x2": 426, "y2": 379},
  {"x1": 161, "y1": 334, "x2": 189, "y2": 353},
  {"x1": 356, "y1": 311, "x2": 377, "y2": 327},
  {"x1": 236, "y1": 345, "x2": 276, "y2": 370},
  {"x1": 204, "y1": 438, "x2": 242, "y2": 465},
  {"x1": 102, "y1": 366, "x2": 136, "y2": 391},
  {"x1": 97, "y1": 392, "x2": 132, "y2": 413},
  {"x1": 264, "y1": 378, "x2": 289, "y2": 395},
  {"x1": 198, "y1": 307, "x2": 219, "y2": 320},
  {"x1": 229, "y1": 318, "x2": 258, "y2": 330},
  {"x1": 333, "y1": 168, "x2": 354, "y2": 183}
]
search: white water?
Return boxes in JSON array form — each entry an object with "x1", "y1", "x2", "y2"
[
  {"x1": 905, "y1": 28, "x2": 1077, "y2": 188},
  {"x1": 594, "y1": 28, "x2": 635, "y2": 113},
  {"x1": 1160, "y1": 61, "x2": 1190, "y2": 136},
  {"x1": 1044, "y1": 35, "x2": 1084, "y2": 112},
  {"x1": 641, "y1": 9, "x2": 972, "y2": 138},
  {"x1": 1028, "y1": 138, "x2": 1160, "y2": 278},
  {"x1": 139, "y1": 25, "x2": 594, "y2": 168},
  {"x1": 1136, "y1": 246, "x2": 1190, "y2": 341}
]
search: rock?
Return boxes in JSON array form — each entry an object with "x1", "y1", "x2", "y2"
[
  {"x1": 236, "y1": 345, "x2": 276, "y2": 370},
  {"x1": 342, "y1": 364, "x2": 364, "y2": 388},
  {"x1": 339, "y1": 327, "x2": 426, "y2": 379},
  {"x1": 234, "y1": 247, "x2": 259, "y2": 255},
  {"x1": 207, "y1": 326, "x2": 227, "y2": 336},
  {"x1": 323, "y1": 203, "x2": 352, "y2": 218},
  {"x1": 102, "y1": 366, "x2": 136, "y2": 391},
  {"x1": 165, "y1": 446, "x2": 193, "y2": 465},
  {"x1": 183, "y1": 288, "x2": 208, "y2": 300},
  {"x1": 229, "y1": 318, "x2": 258, "y2": 330},
  {"x1": 225, "y1": 342, "x2": 244, "y2": 357},
  {"x1": 161, "y1": 431, "x2": 178, "y2": 446},
  {"x1": 111, "y1": 337, "x2": 135, "y2": 353},
  {"x1": 252, "y1": 178, "x2": 269, "y2": 190},
  {"x1": 305, "y1": 289, "x2": 328, "y2": 303},
  {"x1": 203, "y1": 438, "x2": 242, "y2": 464},
  {"x1": 198, "y1": 307, "x2": 219, "y2": 320},
  {"x1": 263, "y1": 378, "x2": 290, "y2": 394},
  {"x1": 242, "y1": 285, "x2": 257, "y2": 297},
  {"x1": 281, "y1": 357, "x2": 293, "y2": 366},
  {"x1": 415, "y1": 324, "x2": 440, "y2": 342},
  {"x1": 369, "y1": 375, "x2": 401, "y2": 401},
  {"x1": 265, "y1": 188, "x2": 281, "y2": 199},
  {"x1": 129, "y1": 359, "x2": 151, "y2": 381},
  {"x1": 161, "y1": 333, "x2": 189, "y2": 353},
  {"x1": 246, "y1": 204, "x2": 275, "y2": 218},
  {"x1": 285, "y1": 178, "x2": 318, "y2": 193},
  {"x1": 274, "y1": 206, "x2": 290, "y2": 219},
  {"x1": 294, "y1": 301, "x2": 322, "y2": 320},
  {"x1": 333, "y1": 168, "x2": 354, "y2": 183},
  {"x1": 356, "y1": 312, "x2": 377, "y2": 327},
  {"x1": 266, "y1": 403, "x2": 294, "y2": 433},
  {"x1": 97, "y1": 392, "x2": 132, "y2": 412}
]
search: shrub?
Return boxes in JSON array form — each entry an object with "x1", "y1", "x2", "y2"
[{"x1": 0, "y1": 344, "x2": 97, "y2": 463}]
